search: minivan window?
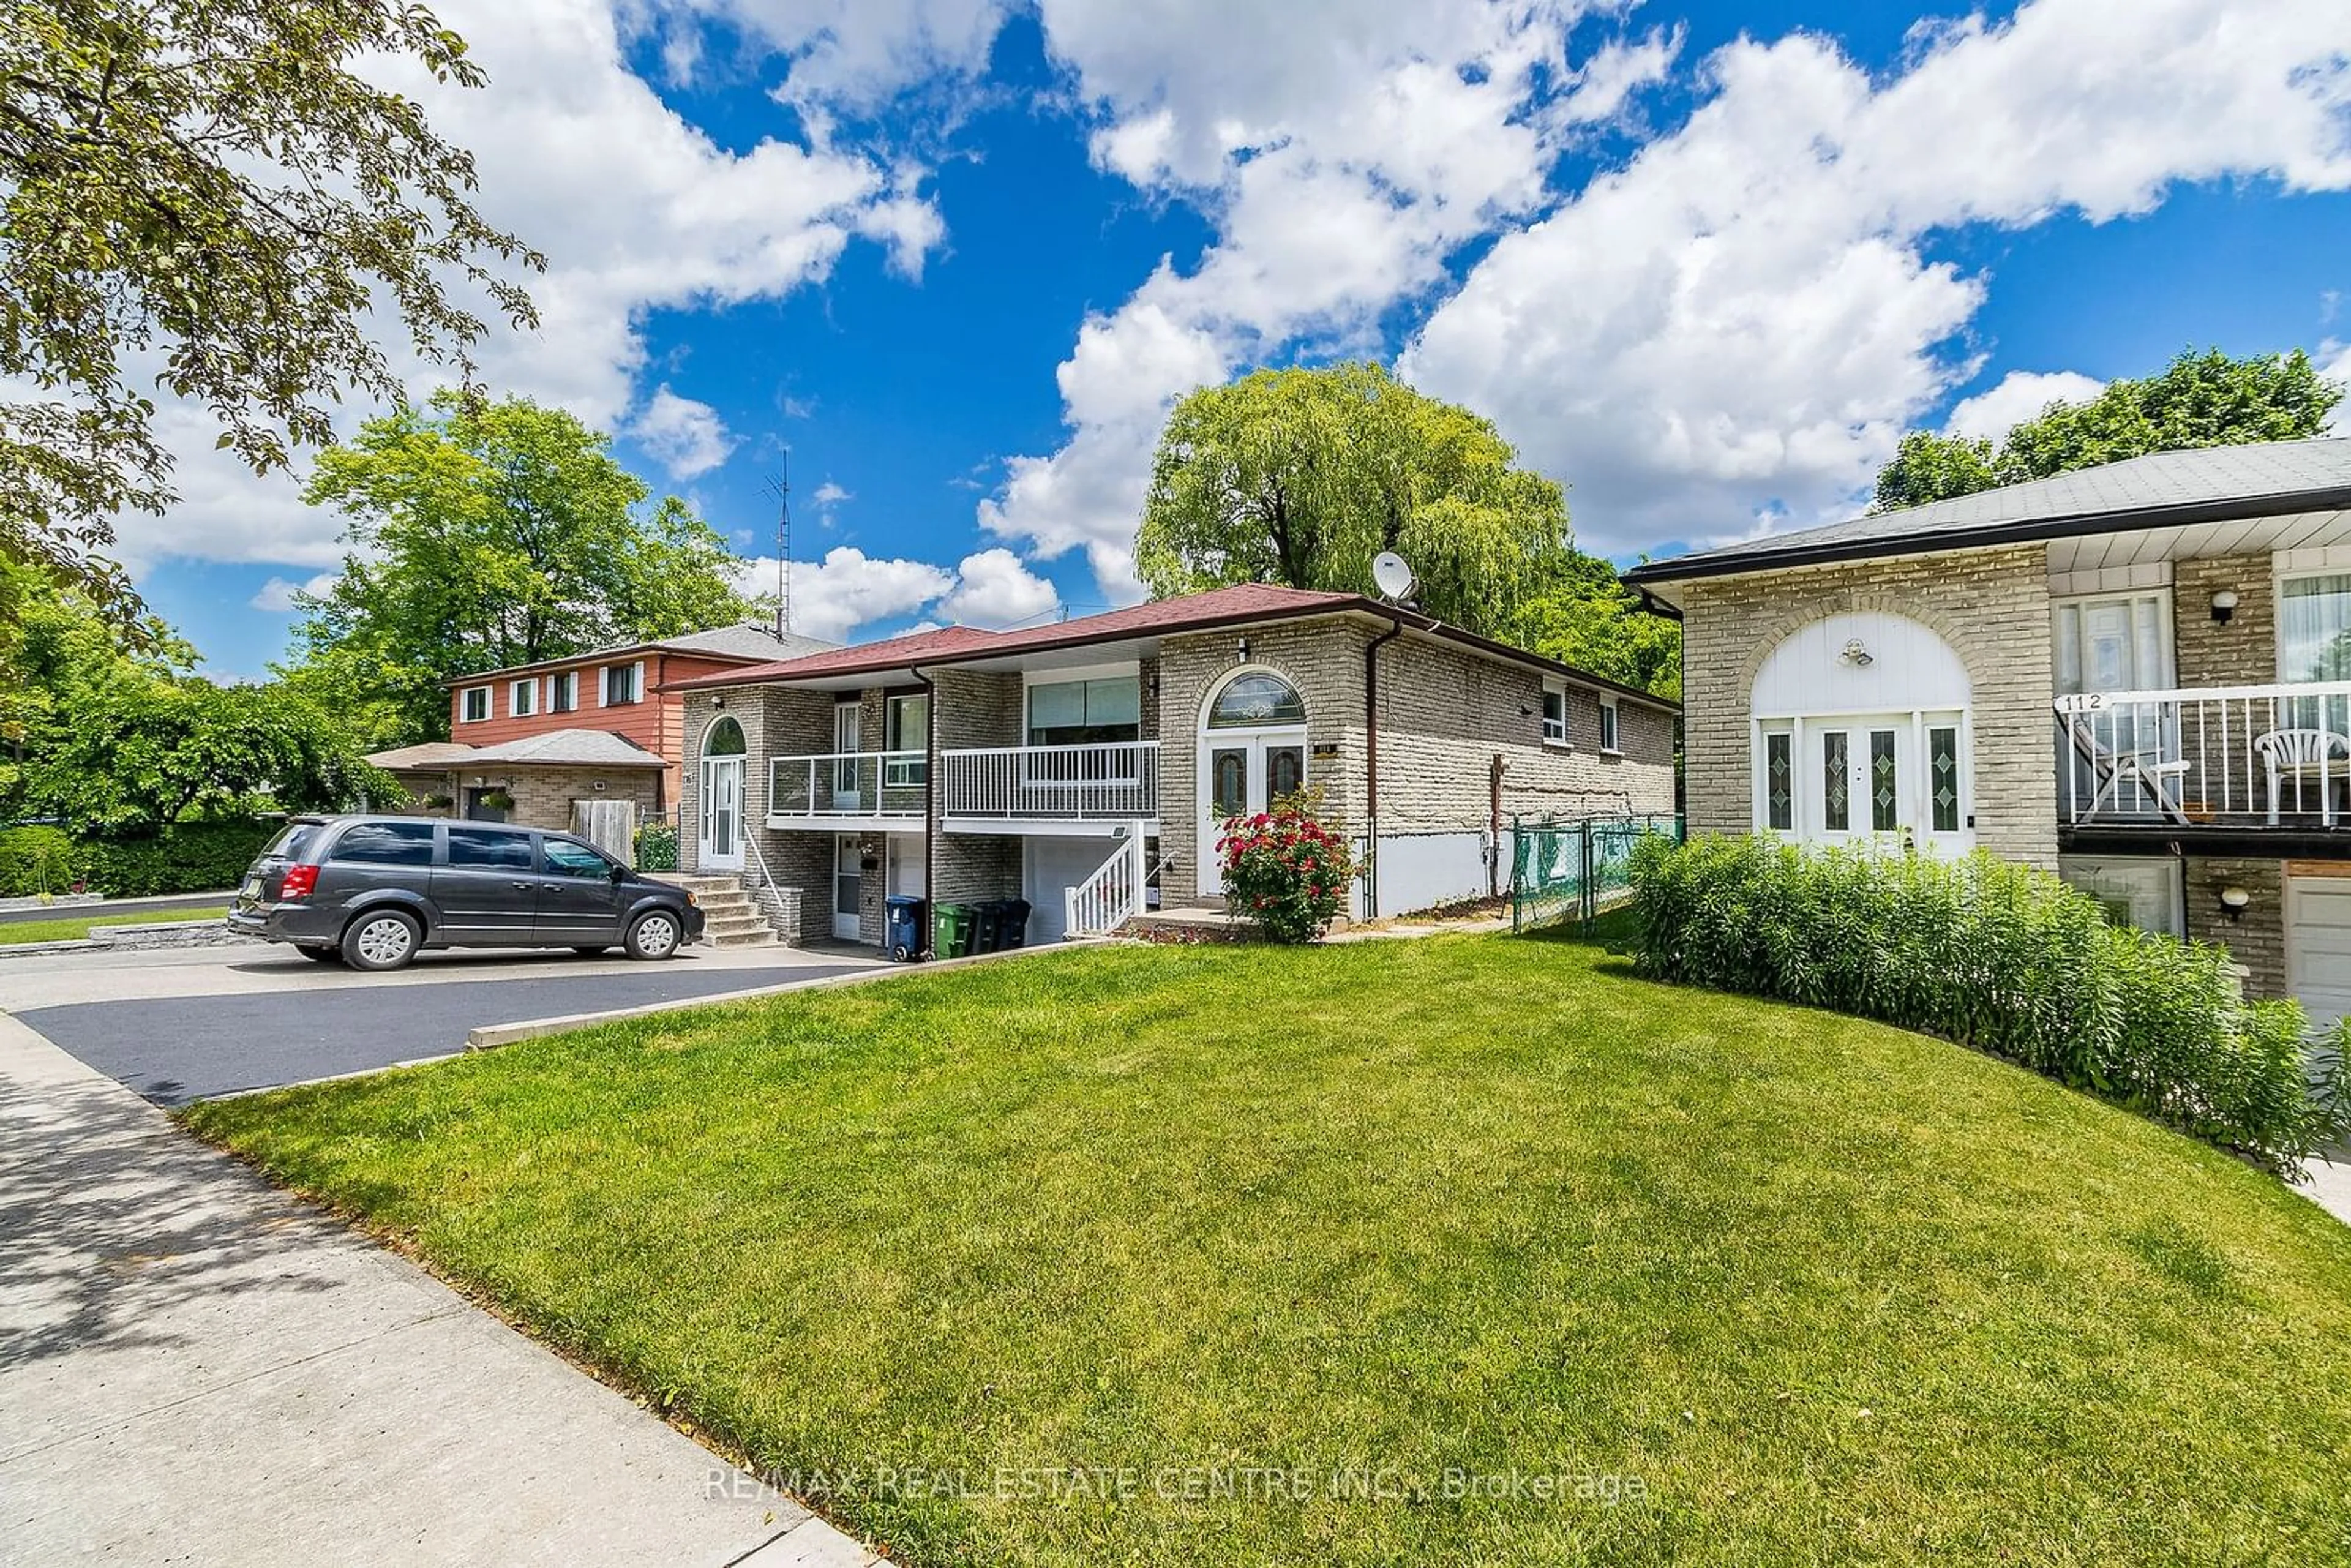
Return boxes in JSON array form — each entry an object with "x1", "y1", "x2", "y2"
[
  {"x1": 541, "y1": 839, "x2": 614, "y2": 879},
  {"x1": 329, "y1": 821, "x2": 437, "y2": 866},
  {"x1": 265, "y1": 823, "x2": 322, "y2": 862},
  {"x1": 446, "y1": 827, "x2": 533, "y2": 869}
]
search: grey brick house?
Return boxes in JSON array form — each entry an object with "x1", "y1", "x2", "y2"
[
  {"x1": 1625, "y1": 437, "x2": 2351, "y2": 1030},
  {"x1": 667, "y1": 583, "x2": 1676, "y2": 948}
]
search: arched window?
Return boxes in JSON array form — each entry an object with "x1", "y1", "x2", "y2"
[
  {"x1": 1206, "y1": 671, "x2": 1306, "y2": 728},
  {"x1": 704, "y1": 715, "x2": 747, "y2": 756}
]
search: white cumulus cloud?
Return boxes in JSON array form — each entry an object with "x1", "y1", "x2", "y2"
[
  {"x1": 936, "y1": 547, "x2": 1061, "y2": 627},
  {"x1": 1401, "y1": 0, "x2": 2351, "y2": 554},
  {"x1": 249, "y1": 572, "x2": 342, "y2": 613},
  {"x1": 632, "y1": 386, "x2": 740, "y2": 480}
]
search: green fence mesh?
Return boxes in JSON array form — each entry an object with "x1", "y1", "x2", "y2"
[{"x1": 1509, "y1": 813, "x2": 1683, "y2": 932}]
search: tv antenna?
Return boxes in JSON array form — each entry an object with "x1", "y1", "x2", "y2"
[
  {"x1": 762, "y1": 458, "x2": 793, "y2": 637},
  {"x1": 1371, "y1": 550, "x2": 1415, "y2": 604}
]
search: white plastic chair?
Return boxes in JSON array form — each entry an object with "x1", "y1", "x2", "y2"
[{"x1": 2255, "y1": 729, "x2": 2351, "y2": 826}]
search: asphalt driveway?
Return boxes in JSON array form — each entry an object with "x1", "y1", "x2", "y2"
[{"x1": 1, "y1": 942, "x2": 879, "y2": 1105}]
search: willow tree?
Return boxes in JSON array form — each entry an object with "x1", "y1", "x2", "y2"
[
  {"x1": 1134, "y1": 362, "x2": 1570, "y2": 636},
  {"x1": 1, "y1": 1, "x2": 541, "y2": 607}
]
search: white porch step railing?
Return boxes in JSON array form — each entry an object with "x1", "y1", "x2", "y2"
[
  {"x1": 767, "y1": 751, "x2": 926, "y2": 819},
  {"x1": 2054, "y1": 680, "x2": 2351, "y2": 827},
  {"x1": 943, "y1": 741, "x2": 1158, "y2": 820},
  {"x1": 1066, "y1": 828, "x2": 1149, "y2": 936}
]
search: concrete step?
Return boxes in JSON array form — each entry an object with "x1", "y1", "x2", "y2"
[
  {"x1": 700, "y1": 912, "x2": 773, "y2": 938},
  {"x1": 707, "y1": 926, "x2": 778, "y2": 947},
  {"x1": 691, "y1": 893, "x2": 756, "y2": 916},
  {"x1": 661, "y1": 875, "x2": 744, "y2": 897}
]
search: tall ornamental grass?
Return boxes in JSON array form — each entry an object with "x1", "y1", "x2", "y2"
[{"x1": 1628, "y1": 835, "x2": 2351, "y2": 1174}]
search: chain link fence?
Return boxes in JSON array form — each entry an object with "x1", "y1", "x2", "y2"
[{"x1": 1509, "y1": 812, "x2": 1683, "y2": 932}]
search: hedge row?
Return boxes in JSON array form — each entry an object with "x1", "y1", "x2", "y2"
[
  {"x1": 0, "y1": 821, "x2": 277, "y2": 899},
  {"x1": 1626, "y1": 834, "x2": 2351, "y2": 1174}
]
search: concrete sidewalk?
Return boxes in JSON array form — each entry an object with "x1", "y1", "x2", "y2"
[{"x1": 0, "y1": 1013, "x2": 877, "y2": 1567}]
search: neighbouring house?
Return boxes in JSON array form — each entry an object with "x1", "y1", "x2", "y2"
[
  {"x1": 365, "y1": 730, "x2": 672, "y2": 855},
  {"x1": 1625, "y1": 436, "x2": 2351, "y2": 1031},
  {"x1": 667, "y1": 582, "x2": 1677, "y2": 950}
]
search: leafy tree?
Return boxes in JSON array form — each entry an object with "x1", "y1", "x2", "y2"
[
  {"x1": 1136, "y1": 362, "x2": 1570, "y2": 637},
  {"x1": 26, "y1": 677, "x2": 389, "y2": 836},
  {"x1": 1508, "y1": 553, "x2": 1683, "y2": 702},
  {"x1": 4, "y1": 566, "x2": 384, "y2": 833},
  {"x1": 1872, "y1": 347, "x2": 2345, "y2": 510},
  {"x1": 1869, "y1": 432, "x2": 2000, "y2": 512},
  {"x1": 288, "y1": 392, "x2": 755, "y2": 742},
  {"x1": 1, "y1": 0, "x2": 540, "y2": 606}
]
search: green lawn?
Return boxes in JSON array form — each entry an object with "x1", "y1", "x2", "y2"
[
  {"x1": 0, "y1": 905, "x2": 227, "y2": 944},
  {"x1": 187, "y1": 936, "x2": 2351, "y2": 1566}
]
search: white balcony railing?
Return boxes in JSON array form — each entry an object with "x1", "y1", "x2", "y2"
[
  {"x1": 941, "y1": 741, "x2": 1159, "y2": 820},
  {"x1": 767, "y1": 751, "x2": 926, "y2": 819},
  {"x1": 2055, "y1": 681, "x2": 2351, "y2": 828}
]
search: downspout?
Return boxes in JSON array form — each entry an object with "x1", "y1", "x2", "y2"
[
  {"x1": 913, "y1": 667, "x2": 937, "y2": 958},
  {"x1": 1488, "y1": 754, "x2": 1505, "y2": 899},
  {"x1": 1363, "y1": 613, "x2": 1406, "y2": 920}
]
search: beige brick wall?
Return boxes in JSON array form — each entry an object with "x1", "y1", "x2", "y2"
[
  {"x1": 1155, "y1": 616, "x2": 1677, "y2": 904},
  {"x1": 2173, "y1": 555, "x2": 2278, "y2": 688},
  {"x1": 1679, "y1": 543, "x2": 2058, "y2": 867},
  {"x1": 2183, "y1": 855, "x2": 2287, "y2": 998}
]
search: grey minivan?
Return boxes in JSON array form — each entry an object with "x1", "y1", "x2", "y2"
[{"x1": 229, "y1": 816, "x2": 706, "y2": 970}]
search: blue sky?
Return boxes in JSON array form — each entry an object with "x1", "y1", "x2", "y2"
[{"x1": 121, "y1": 1, "x2": 2351, "y2": 678}]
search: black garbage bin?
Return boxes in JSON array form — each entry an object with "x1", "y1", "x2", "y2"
[
  {"x1": 997, "y1": 897, "x2": 1032, "y2": 948},
  {"x1": 970, "y1": 899, "x2": 1003, "y2": 955},
  {"x1": 884, "y1": 895, "x2": 926, "y2": 962}
]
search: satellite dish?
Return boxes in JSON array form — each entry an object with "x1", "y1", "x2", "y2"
[{"x1": 1371, "y1": 551, "x2": 1415, "y2": 602}]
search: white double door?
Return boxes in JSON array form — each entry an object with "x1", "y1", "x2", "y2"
[
  {"x1": 1770, "y1": 711, "x2": 1970, "y2": 855},
  {"x1": 1197, "y1": 728, "x2": 1307, "y2": 895}
]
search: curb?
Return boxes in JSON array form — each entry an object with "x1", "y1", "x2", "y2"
[{"x1": 465, "y1": 939, "x2": 1106, "y2": 1052}]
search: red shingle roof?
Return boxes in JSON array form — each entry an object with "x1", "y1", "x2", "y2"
[{"x1": 671, "y1": 583, "x2": 1360, "y2": 689}]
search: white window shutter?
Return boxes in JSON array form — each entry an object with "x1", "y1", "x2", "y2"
[
  {"x1": 634, "y1": 660, "x2": 646, "y2": 702},
  {"x1": 597, "y1": 666, "x2": 609, "y2": 706}
]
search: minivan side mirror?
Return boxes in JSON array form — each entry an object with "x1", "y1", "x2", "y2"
[{"x1": 610, "y1": 863, "x2": 628, "y2": 883}]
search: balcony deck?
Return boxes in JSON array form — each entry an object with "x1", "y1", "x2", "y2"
[
  {"x1": 764, "y1": 741, "x2": 1160, "y2": 833},
  {"x1": 2055, "y1": 680, "x2": 2351, "y2": 847}
]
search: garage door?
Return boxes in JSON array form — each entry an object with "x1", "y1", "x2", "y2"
[
  {"x1": 1026, "y1": 836, "x2": 1119, "y2": 945},
  {"x1": 2288, "y1": 876, "x2": 2351, "y2": 1033}
]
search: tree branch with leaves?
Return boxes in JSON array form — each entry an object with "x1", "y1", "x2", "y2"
[{"x1": 1, "y1": 0, "x2": 542, "y2": 607}]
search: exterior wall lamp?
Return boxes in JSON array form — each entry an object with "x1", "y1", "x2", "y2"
[
  {"x1": 1236, "y1": 635, "x2": 1250, "y2": 662},
  {"x1": 2218, "y1": 885, "x2": 2251, "y2": 922},
  {"x1": 1839, "y1": 638, "x2": 1873, "y2": 667},
  {"x1": 2210, "y1": 589, "x2": 2239, "y2": 625}
]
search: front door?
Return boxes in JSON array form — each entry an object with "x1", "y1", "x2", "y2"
[
  {"x1": 1198, "y1": 731, "x2": 1308, "y2": 896},
  {"x1": 1804, "y1": 711, "x2": 1969, "y2": 855},
  {"x1": 700, "y1": 757, "x2": 744, "y2": 871},
  {"x1": 833, "y1": 834, "x2": 863, "y2": 940}
]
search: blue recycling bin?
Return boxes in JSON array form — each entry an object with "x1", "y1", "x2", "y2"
[{"x1": 884, "y1": 895, "x2": 926, "y2": 962}]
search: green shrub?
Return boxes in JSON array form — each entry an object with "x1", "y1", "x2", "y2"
[
  {"x1": 636, "y1": 820, "x2": 679, "y2": 872},
  {"x1": 1628, "y1": 835, "x2": 2351, "y2": 1174},
  {"x1": 72, "y1": 821, "x2": 279, "y2": 897},
  {"x1": 0, "y1": 826, "x2": 78, "y2": 898}
]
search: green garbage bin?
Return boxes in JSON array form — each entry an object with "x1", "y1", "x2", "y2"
[{"x1": 934, "y1": 902, "x2": 975, "y2": 959}]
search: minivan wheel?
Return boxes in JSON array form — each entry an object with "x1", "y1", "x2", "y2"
[
  {"x1": 297, "y1": 945, "x2": 341, "y2": 963},
  {"x1": 625, "y1": 909, "x2": 682, "y2": 961},
  {"x1": 342, "y1": 910, "x2": 421, "y2": 971}
]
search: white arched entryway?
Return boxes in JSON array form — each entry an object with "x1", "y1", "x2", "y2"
[
  {"x1": 699, "y1": 713, "x2": 748, "y2": 871},
  {"x1": 1196, "y1": 667, "x2": 1310, "y2": 896},
  {"x1": 1752, "y1": 611, "x2": 1974, "y2": 855}
]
